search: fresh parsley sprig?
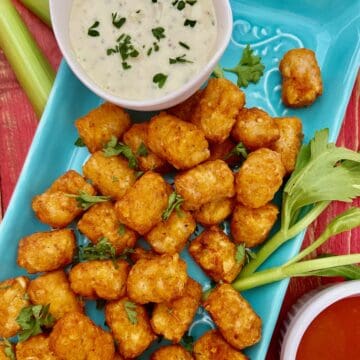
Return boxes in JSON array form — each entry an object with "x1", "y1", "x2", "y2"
[
  {"x1": 225, "y1": 142, "x2": 248, "y2": 160},
  {"x1": 103, "y1": 136, "x2": 138, "y2": 169},
  {"x1": 76, "y1": 237, "x2": 116, "y2": 263},
  {"x1": 124, "y1": 301, "x2": 138, "y2": 324},
  {"x1": 235, "y1": 244, "x2": 256, "y2": 265},
  {"x1": 136, "y1": 142, "x2": 148, "y2": 157},
  {"x1": 66, "y1": 191, "x2": 111, "y2": 210},
  {"x1": 162, "y1": 192, "x2": 184, "y2": 220}
]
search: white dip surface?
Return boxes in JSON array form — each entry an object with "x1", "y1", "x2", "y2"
[{"x1": 69, "y1": 0, "x2": 217, "y2": 101}]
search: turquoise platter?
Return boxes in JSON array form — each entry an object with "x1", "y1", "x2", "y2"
[{"x1": 0, "y1": 0, "x2": 359, "y2": 358}]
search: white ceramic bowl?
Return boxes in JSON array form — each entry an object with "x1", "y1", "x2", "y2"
[
  {"x1": 49, "y1": 0, "x2": 233, "y2": 111},
  {"x1": 280, "y1": 280, "x2": 360, "y2": 359}
]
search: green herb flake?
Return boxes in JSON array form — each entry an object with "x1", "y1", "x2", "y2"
[
  {"x1": 87, "y1": 21, "x2": 100, "y2": 37},
  {"x1": 103, "y1": 136, "x2": 138, "y2": 169},
  {"x1": 66, "y1": 191, "x2": 111, "y2": 210},
  {"x1": 74, "y1": 137, "x2": 86, "y2": 147},
  {"x1": 135, "y1": 171, "x2": 145, "y2": 179},
  {"x1": 136, "y1": 142, "x2": 149, "y2": 157},
  {"x1": 1, "y1": 339, "x2": 15, "y2": 360},
  {"x1": 118, "y1": 223, "x2": 126, "y2": 236},
  {"x1": 153, "y1": 73, "x2": 168, "y2": 89},
  {"x1": 225, "y1": 142, "x2": 248, "y2": 160},
  {"x1": 76, "y1": 237, "x2": 117, "y2": 263},
  {"x1": 212, "y1": 63, "x2": 225, "y2": 78},
  {"x1": 152, "y1": 27, "x2": 166, "y2": 41},
  {"x1": 124, "y1": 301, "x2": 138, "y2": 324},
  {"x1": 112, "y1": 13, "x2": 126, "y2": 29},
  {"x1": 169, "y1": 54, "x2": 193, "y2": 64},
  {"x1": 179, "y1": 41, "x2": 190, "y2": 50},
  {"x1": 162, "y1": 192, "x2": 184, "y2": 220},
  {"x1": 180, "y1": 332, "x2": 194, "y2": 352},
  {"x1": 184, "y1": 19, "x2": 197, "y2": 27}
]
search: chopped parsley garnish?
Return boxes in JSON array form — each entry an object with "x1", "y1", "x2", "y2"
[
  {"x1": 180, "y1": 332, "x2": 194, "y2": 352},
  {"x1": 74, "y1": 137, "x2": 86, "y2": 147},
  {"x1": 179, "y1": 41, "x2": 190, "y2": 50},
  {"x1": 152, "y1": 27, "x2": 166, "y2": 41},
  {"x1": 153, "y1": 73, "x2": 168, "y2": 89},
  {"x1": 1, "y1": 339, "x2": 15, "y2": 360},
  {"x1": 124, "y1": 301, "x2": 138, "y2": 324},
  {"x1": 136, "y1": 142, "x2": 149, "y2": 157},
  {"x1": 106, "y1": 34, "x2": 139, "y2": 70},
  {"x1": 169, "y1": 54, "x2": 193, "y2": 64},
  {"x1": 118, "y1": 223, "x2": 126, "y2": 236},
  {"x1": 225, "y1": 142, "x2": 248, "y2": 159},
  {"x1": 212, "y1": 63, "x2": 225, "y2": 78},
  {"x1": 103, "y1": 136, "x2": 138, "y2": 169},
  {"x1": 152, "y1": 0, "x2": 158, "y2": 2},
  {"x1": 173, "y1": 0, "x2": 197, "y2": 10},
  {"x1": 87, "y1": 21, "x2": 100, "y2": 37},
  {"x1": 66, "y1": 191, "x2": 111, "y2": 210},
  {"x1": 236, "y1": 244, "x2": 257, "y2": 264},
  {"x1": 76, "y1": 237, "x2": 116, "y2": 263},
  {"x1": 184, "y1": 19, "x2": 197, "y2": 27},
  {"x1": 162, "y1": 192, "x2": 184, "y2": 220},
  {"x1": 112, "y1": 13, "x2": 126, "y2": 29},
  {"x1": 135, "y1": 171, "x2": 145, "y2": 179},
  {"x1": 147, "y1": 48, "x2": 153, "y2": 56}
]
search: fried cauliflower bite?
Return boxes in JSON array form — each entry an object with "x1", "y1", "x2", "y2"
[
  {"x1": 15, "y1": 334, "x2": 59, "y2": 360},
  {"x1": 204, "y1": 284, "x2": 261, "y2": 350},
  {"x1": 0, "y1": 276, "x2": 30, "y2": 338},
  {"x1": 77, "y1": 201, "x2": 137, "y2": 255},
  {"x1": 279, "y1": 48, "x2": 323, "y2": 107},
  {"x1": 123, "y1": 123, "x2": 169, "y2": 172},
  {"x1": 83, "y1": 151, "x2": 136, "y2": 200},
  {"x1": 193, "y1": 330, "x2": 247, "y2": 360},
  {"x1": 175, "y1": 160, "x2": 235, "y2": 211},
  {"x1": 208, "y1": 138, "x2": 239, "y2": 166},
  {"x1": 191, "y1": 78, "x2": 245, "y2": 143},
  {"x1": 151, "y1": 345, "x2": 194, "y2": 360},
  {"x1": 151, "y1": 278, "x2": 201, "y2": 343},
  {"x1": 145, "y1": 209, "x2": 196, "y2": 254},
  {"x1": 235, "y1": 148, "x2": 285, "y2": 208},
  {"x1": 231, "y1": 107, "x2": 280, "y2": 150},
  {"x1": 49, "y1": 312, "x2": 115, "y2": 360},
  {"x1": 147, "y1": 113, "x2": 210, "y2": 170},
  {"x1": 17, "y1": 229, "x2": 76, "y2": 273},
  {"x1": 271, "y1": 117, "x2": 303, "y2": 174},
  {"x1": 127, "y1": 254, "x2": 188, "y2": 304},
  {"x1": 189, "y1": 227, "x2": 242, "y2": 283},
  {"x1": 231, "y1": 203, "x2": 279, "y2": 247},
  {"x1": 75, "y1": 102, "x2": 131, "y2": 153},
  {"x1": 69, "y1": 260, "x2": 129, "y2": 300},
  {"x1": 167, "y1": 89, "x2": 203, "y2": 122},
  {"x1": 32, "y1": 170, "x2": 96, "y2": 228},
  {"x1": 194, "y1": 198, "x2": 234, "y2": 227},
  {"x1": 115, "y1": 171, "x2": 171, "y2": 235},
  {"x1": 105, "y1": 297, "x2": 156, "y2": 358},
  {"x1": 28, "y1": 270, "x2": 83, "y2": 320}
]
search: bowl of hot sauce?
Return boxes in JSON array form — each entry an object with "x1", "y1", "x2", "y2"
[{"x1": 281, "y1": 280, "x2": 360, "y2": 360}]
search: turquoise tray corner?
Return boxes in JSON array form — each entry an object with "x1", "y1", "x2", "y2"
[{"x1": 0, "y1": 1, "x2": 359, "y2": 359}]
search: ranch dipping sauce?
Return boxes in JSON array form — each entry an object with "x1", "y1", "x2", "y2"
[{"x1": 69, "y1": 0, "x2": 217, "y2": 101}]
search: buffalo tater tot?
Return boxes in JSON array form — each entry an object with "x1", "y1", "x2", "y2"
[
  {"x1": 167, "y1": 90, "x2": 203, "y2": 122},
  {"x1": 28, "y1": 270, "x2": 83, "y2": 319},
  {"x1": 123, "y1": 123, "x2": 169, "y2": 172},
  {"x1": 148, "y1": 113, "x2": 210, "y2": 169},
  {"x1": 204, "y1": 284, "x2": 261, "y2": 350},
  {"x1": 279, "y1": 48, "x2": 323, "y2": 107},
  {"x1": 175, "y1": 160, "x2": 235, "y2": 211},
  {"x1": 75, "y1": 102, "x2": 131, "y2": 153},
  {"x1": 191, "y1": 78, "x2": 245, "y2": 143},
  {"x1": 49, "y1": 312, "x2": 115, "y2": 360},
  {"x1": 193, "y1": 330, "x2": 247, "y2": 360},
  {"x1": 194, "y1": 198, "x2": 234, "y2": 226},
  {"x1": 151, "y1": 278, "x2": 201, "y2": 343},
  {"x1": 127, "y1": 254, "x2": 188, "y2": 304},
  {"x1": 32, "y1": 170, "x2": 96, "y2": 228},
  {"x1": 0, "y1": 276, "x2": 30, "y2": 338},
  {"x1": 189, "y1": 227, "x2": 242, "y2": 283},
  {"x1": 77, "y1": 201, "x2": 137, "y2": 255},
  {"x1": 231, "y1": 107, "x2": 279, "y2": 150},
  {"x1": 151, "y1": 345, "x2": 194, "y2": 360},
  {"x1": 271, "y1": 117, "x2": 303, "y2": 173},
  {"x1": 17, "y1": 229, "x2": 76, "y2": 273},
  {"x1": 235, "y1": 149, "x2": 285, "y2": 208},
  {"x1": 231, "y1": 203, "x2": 279, "y2": 247},
  {"x1": 145, "y1": 209, "x2": 196, "y2": 254},
  {"x1": 83, "y1": 151, "x2": 136, "y2": 200},
  {"x1": 15, "y1": 334, "x2": 59, "y2": 360},
  {"x1": 69, "y1": 260, "x2": 129, "y2": 300},
  {"x1": 115, "y1": 171, "x2": 171, "y2": 235},
  {"x1": 105, "y1": 298, "x2": 156, "y2": 358}
]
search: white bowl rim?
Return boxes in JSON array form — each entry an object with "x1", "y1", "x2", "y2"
[{"x1": 280, "y1": 280, "x2": 360, "y2": 359}]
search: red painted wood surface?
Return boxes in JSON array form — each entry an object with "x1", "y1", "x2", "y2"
[{"x1": 0, "y1": 1, "x2": 359, "y2": 358}]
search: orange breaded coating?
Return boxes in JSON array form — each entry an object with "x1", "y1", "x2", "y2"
[
  {"x1": 77, "y1": 201, "x2": 137, "y2": 255},
  {"x1": 235, "y1": 149, "x2": 285, "y2": 208},
  {"x1": 49, "y1": 312, "x2": 115, "y2": 360},
  {"x1": 231, "y1": 203, "x2": 279, "y2": 247},
  {"x1": 189, "y1": 227, "x2": 242, "y2": 283},
  {"x1": 28, "y1": 270, "x2": 83, "y2": 320},
  {"x1": 271, "y1": 117, "x2": 303, "y2": 174},
  {"x1": 168, "y1": 89, "x2": 203, "y2": 122},
  {"x1": 193, "y1": 330, "x2": 247, "y2": 360},
  {"x1": 113, "y1": 353, "x2": 125, "y2": 360},
  {"x1": 75, "y1": 102, "x2": 131, "y2": 153},
  {"x1": 151, "y1": 345, "x2": 194, "y2": 360},
  {"x1": 208, "y1": 138, "x2": 239, "y2": 166},
  {"x1": 32, "y1": 170, "x2": 96, "y2": 228},
  {"x1": 145, "y1": 209, "x2": 196, "y2": 254},
  {"x1": 194, "y1": 198, "x2": 234, "y2": 227},
  {"x1": 148, "y1": 113, "x2": 210, "y2": 170},
  {"x1": 127, "y1": 254, "x2": 188, "y2": 304},
  {"x1": 105, "y1": 298, "x2": 156, "y2": 358},
  {"x1": 17, "y1": 229, "x2": 76, "y2": 273},
  {"x1": 16, "y1": 334, "x2": 59, "y2": 360},
  {"x1": 123, "y1": 123, "x2": 169, "y2": 172},
  {"x1": 83, "y1": 151, "x2": 136, "y2": 200},
  {"x1": 279, "y1": 48, "x2": 323, "y2": 107},
  {"x1": 191, "y1": 78, "x2": 245, "y2": 143},
  {"x1": 204, "y1": 284, "x2": 261, "y2": 350},
  {"x1": 151, "y1": 278, "x2": 201, "y2": 343},
  {"x1": 115, "y1": 171, "x2": 171, "y2": 235},
  {"x1": 231, "y1": 107, "x2": 279, "y2": 150},
  {"x1": 0, "y1": 276, "x2": 30, "y2": 338},
  {"x1": 69, "y1": 260, "x2": 129, "y2": 300},
  {"x1": 130, "y1": 247, "x2": 158, "y2": 262},
  {"x1": 175, "y1": 160, "x2": 235, "y2": 211}
]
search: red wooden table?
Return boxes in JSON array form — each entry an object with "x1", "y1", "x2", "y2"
[{"x1": 0, "y1": 1, "x2": 359, "y2": 358}]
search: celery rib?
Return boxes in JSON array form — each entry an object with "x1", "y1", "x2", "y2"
[{"x1": 20, "y1": 0, "x2": 51, "y2": 27}]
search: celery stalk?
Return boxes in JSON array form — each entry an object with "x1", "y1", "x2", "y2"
[
  {"x1": 0, "y1": 0, "x2": 55, "y2": 117},
  {"x1": 20, "y1": 0, "x2": 51, "y2": 27}
]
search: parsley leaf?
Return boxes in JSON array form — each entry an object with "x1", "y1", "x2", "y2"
[
  {"x1": 224, "y1": 45, "x2": 265, "y2": 88},
  {"x1": 74, "y1": 137, "x2": 86, "y2": 147},
  {"x1": 212, "y1": 63, "x2": 225, "y2": 78},
  {"x1": 103, "y1": 136, "x2": 138, "y2": 169},
  {"x1": 225, "y1": 142, "x2": 248, "y2": 159},
  {"x1": 1, "y1": 339, "x2": 15, "y2": 360},
  {"x1": 66, "y1": 191, "x2": 111, "y2": 210},
  {"x1": 111, "y1": 13, "x2": 126, "y2": 29},
  {"x1": 124, "y1": 301, "x2": 138, "y2": 324},
  {"x1": 162, "y1": 192, "x2": 184, "y2": 220},
  {"x1": 152, "y1": 27, "x2": 166, "y2": 41},
  {"x1": 136, "y1": 142, "x2": 149, "y2": 157},
  {"x1": 184, "y1": 19, "x2": 196, "y2": 27},
  {"x1": 180, "y1": 332, "x2": 194, "y2": 352},
  {"x1": 236, "y1": 244, "x2": 256, "y2": 264},
  {"x1": 118, "y1": 223, "x2": 126, "y2": 236},
  {"x1": 88, "y1": 21, "x2": 100, "y2": 37},
  {"x1": 169, "y1": 54, "x2": 193, "y2": 64},
  {"x1": 76, "y1": 237, "x2": 117, "y2": 263},
  {"x1": 153, "y1": 73, "x2": 168, "y2": 89},
  {"x1": 179, "y1": 41, "x2": 190, "y2": 50}
]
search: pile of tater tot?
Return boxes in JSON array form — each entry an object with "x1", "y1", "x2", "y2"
[{"x1": 0, "y1": 72, "x2": 305, "y2": 359}]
